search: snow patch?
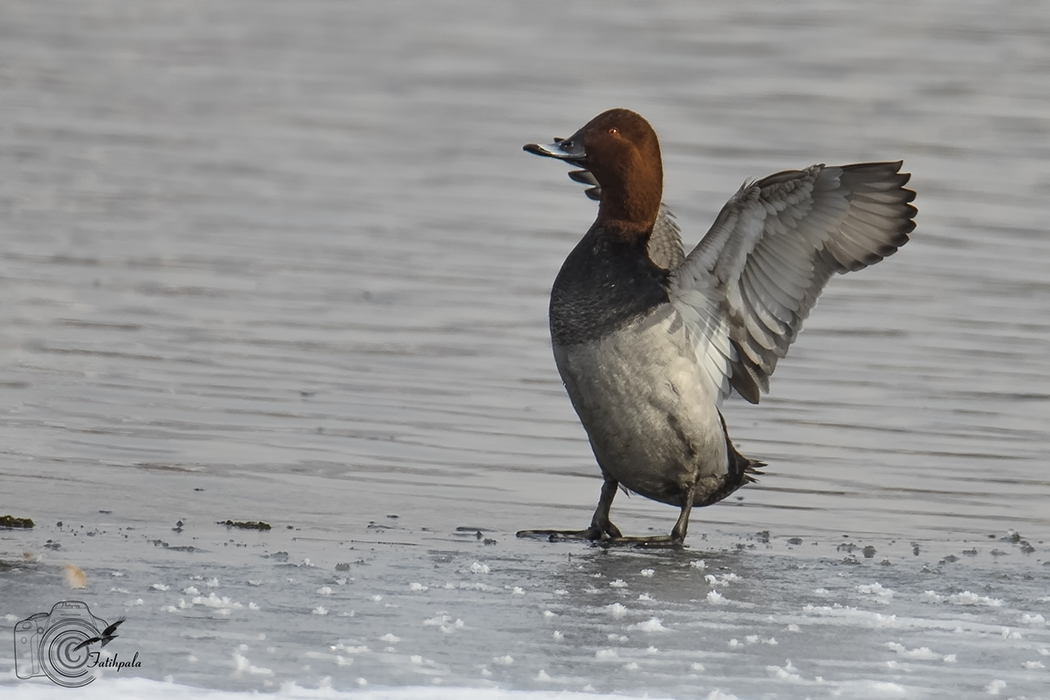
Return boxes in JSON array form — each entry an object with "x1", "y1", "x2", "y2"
[
  {"x1": 857, "y1": 582, "x2": 895, "y2": 604},
  {"x1": 885, "y1": 642, "x2": 939, "y2": 660},
  {"x1": 423, "y1": 613, "x2": 464, "y2": 633},
  {"x1": 705, "y1": 573, "x2": 739, "y2": 586},
  {"x1": 232, "y1": 651, "x2": 273, "y2": 677},
  {"x1": 331, "y1": 643, "x2": 369, "y2": 654},
  {"x1": 705, "y1": 691, "x2": 739, "y2": 700},
  {"x1": 191, "y1": 592, "x2": 243, "y2": 612},
  {"x1": 629, "y1": 618, "x2": 669, "y2": 632},
  {"x1": 924, "y1": 590, "x2": 1003, "y2": 607},
  {"x1": 802, "y1": 604, "x2": 898, "y2": 628},
  {"x1": 766, "y1": 659, "x2": 802, "y2": 682}
]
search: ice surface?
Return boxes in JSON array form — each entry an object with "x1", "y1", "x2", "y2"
[
  {"x1": 8, "y1": 503, "x2": 1041, "y2": 699},
  {"x1": 0, "y1": 676, "x2": 730, "y2": 700}
]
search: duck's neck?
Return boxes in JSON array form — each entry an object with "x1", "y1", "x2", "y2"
[{"x1": 595, "y1": 163, "x2": 663, "y2": 239}]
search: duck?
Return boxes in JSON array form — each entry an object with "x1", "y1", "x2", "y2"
[{"x1": 517, "y1": 108, "x2": 916, "y2": 546}]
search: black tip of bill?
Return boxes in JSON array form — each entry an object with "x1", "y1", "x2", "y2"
[{"x1": 523, "y1": 140, "x2": 586, "y2": 163}]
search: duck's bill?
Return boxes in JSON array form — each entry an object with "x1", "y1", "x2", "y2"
[{"x1": 523, "y1": 139, "x2": 586, "y2": 163}]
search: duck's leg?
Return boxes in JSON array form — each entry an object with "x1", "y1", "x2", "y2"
[
  {"x1": 517, "y1": 474, "x2": 623, "y2": 541},
  {"x1": 604, "y1": 483, "x2": 695, "y2": 548}
]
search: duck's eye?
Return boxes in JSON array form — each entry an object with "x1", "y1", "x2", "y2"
[{"x1": 608, "y1": 128, "x2": 619, "y2": 135}]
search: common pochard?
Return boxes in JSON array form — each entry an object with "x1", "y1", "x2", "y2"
[{"x1": 518, "y1": 108, "x2": 916, "y2": 546}]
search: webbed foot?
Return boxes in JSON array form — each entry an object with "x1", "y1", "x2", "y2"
[
  {"x1": 517, "y1": 475, "x2": 624, "y2": 542},
  {"x1": 516, "y1": 520, "x2": 622, "y2": 542}
]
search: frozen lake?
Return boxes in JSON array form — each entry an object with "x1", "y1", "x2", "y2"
[{"x1": 2, "y1": 1, "x2": 1049, "y2": 698}]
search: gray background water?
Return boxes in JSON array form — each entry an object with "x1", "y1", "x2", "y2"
[{"x1": 2, "y1": 1, "x2": 1049, "y2": 698}]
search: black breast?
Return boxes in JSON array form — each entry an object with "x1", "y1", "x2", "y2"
[{"x1": 549, "y1": 228, "x2": 670, "y2": 346}]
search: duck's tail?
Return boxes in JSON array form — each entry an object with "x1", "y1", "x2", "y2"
[
  {"x1": 742, "y1": 457, "x2": 766, "y2": 485},
  {"x1": 693, "y1": 412, "x2": 768, "y2": 507}
]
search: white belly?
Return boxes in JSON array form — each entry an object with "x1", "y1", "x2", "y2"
[{"x1": 553, "y1": 307, "x2": 729, "y2": 506}]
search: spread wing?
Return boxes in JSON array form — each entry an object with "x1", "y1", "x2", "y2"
[
  {"x1": 669, "y1": 162, "x2": 916, "y2": 405},
  {"x1": 102, "y1": 617, "x2": 126, "y2": 637}
]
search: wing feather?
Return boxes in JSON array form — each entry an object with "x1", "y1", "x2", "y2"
[{"x1": 669, "y1": 161, "x2": 916, "y2": 405}]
